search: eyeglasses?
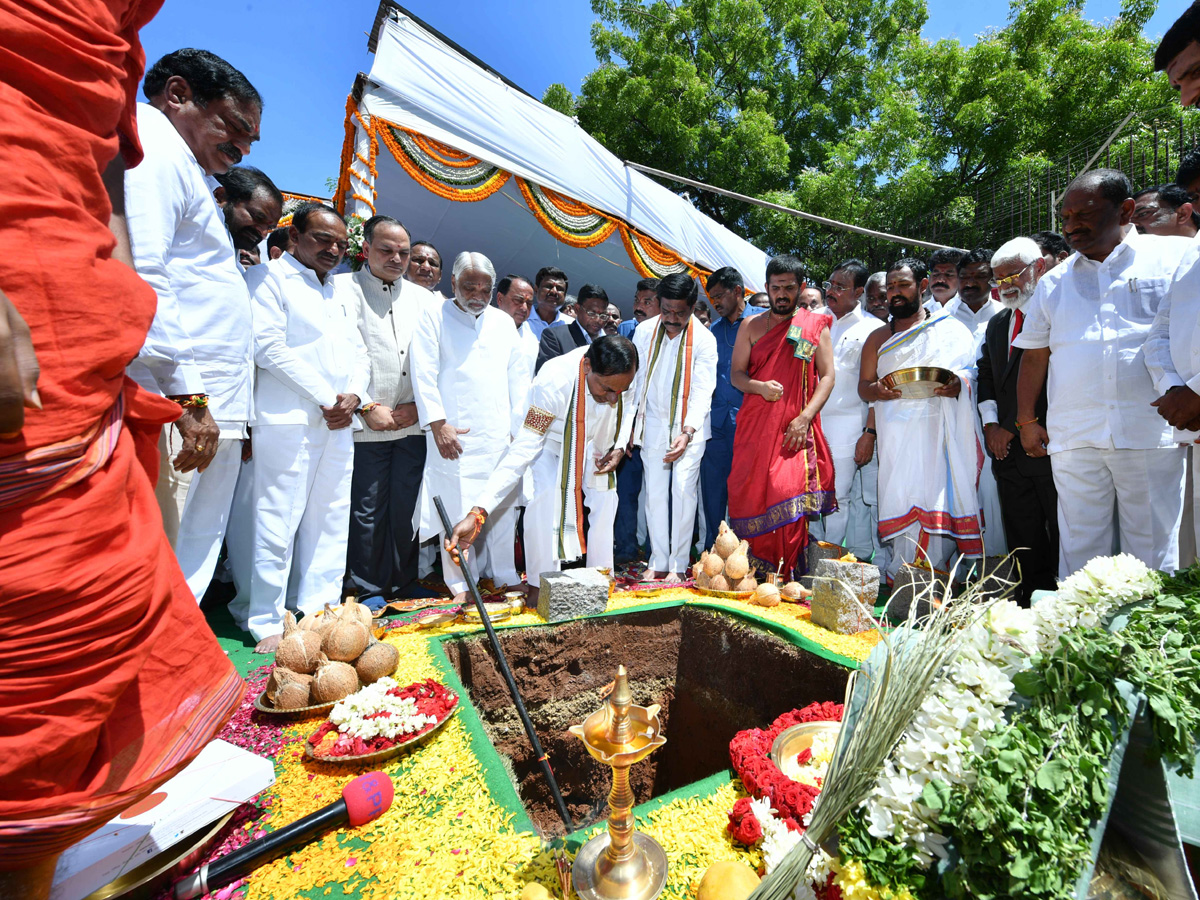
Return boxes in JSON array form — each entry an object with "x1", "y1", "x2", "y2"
[
  {"x1": 821, "y1": 281, "x2": 832, "y2": 292},
  {"x1": 990, "y1": 261, "x2": 1035, "y2": 289}
]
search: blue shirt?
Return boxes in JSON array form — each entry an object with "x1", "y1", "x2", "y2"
[
  {"x1": 618, "y1": 318, "x2": 638, "y2": 338},
  {"x1": 709, "y1": 305, "x2": 761, "y2": 431}
]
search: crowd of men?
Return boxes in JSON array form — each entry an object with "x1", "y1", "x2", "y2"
[
  {"x1": 6, "y1": 3, "x2": 1200, "y2": 896},
  {"x1": 92, "y1": 23, "x2": 1200, "y2": 657}
]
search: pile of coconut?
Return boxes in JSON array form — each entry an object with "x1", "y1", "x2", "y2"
[
  {"x1": 690, "y1": 521, "x2": 811, "y2": 608},
  {"x1": 264, "y1": 598, "x2": 400, "y2": 710}
]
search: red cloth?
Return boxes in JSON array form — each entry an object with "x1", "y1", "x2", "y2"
[
  {"x1": 727, "y1": 311, "x2": 836, "y2": 577},
  {"x1": 0, "y1": 0, "x2": 243, "y2": 867}
]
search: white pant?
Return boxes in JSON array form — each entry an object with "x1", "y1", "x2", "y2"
[
  {"x1": 814, "y1": 452, "x2": 859, "y2": 547},
  {"x1": 847, "y1": 452, "x2": 890, "y2": 576},
  {"x1": 239, "y1": 423, "x2": 355, "y2": 641},
  {"x1": 523, "y1": 445, "x2": 617, "y2": 585},
  {"x1": 155, "y1": 428, "x2": 244, "y2": 602},
  {"x1": 440, "y1": 502, "x2": 519, "y2": 594},
  {"x1": 225, "y1": 456, "x2": 255, "y2": 614},
  {"x1": 885, "y1": 521, "x2": 954, "y2": 583},
  {"x1": 1052, "y1": 445, "x2": 1186, "y2": 577},
  {"x1": 643, "y1": 437, "x2": 705, "y2": 574}
]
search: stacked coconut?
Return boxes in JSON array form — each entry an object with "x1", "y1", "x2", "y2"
[
  {"x1": 265, "y1": 597, "x2": 400, "y2": 710},
  {"x1": 692, "y1": 521, "x2": 756, "y2": 594}
]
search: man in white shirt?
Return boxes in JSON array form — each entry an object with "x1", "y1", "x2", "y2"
[
  {"x1": 944, "y1": 248, "x2": 1007, "y2": 558},
  {"x1": 864, "y1": 271, "x2": 889, "y2": 322},
  {"x1": 527, "y1": 266, "x2": 572, "y2": 339},
  {"x1": 630, "y1": 274, "x2": 718, "y2": 579},
  {"x1": 236, "y1": 204, "x2": 371, "y2": 650},
  {"x1": 1016, "y1": 169, "x2": 1192, "y2": 576},
  {"x1": 213, "y1": 165, "x2": 283, "y2": 270},
  {"x1": 443, "y1": 337, "x2": 638, "y2": 590},
  {"x1": 337, "y1": 215, "x2": 437, "y2": 608},
  {"x1": 496, "y1": 274, "x2": 539, "y2": 366},
  {"x1": 812, "y1": 260, "x2": 884, "y2": 559},
  {"x1": 1154, "y1": 3, "x2": 1200, "y2": 109},
  {"x1": 406, "y1": 240, "x2": 445, "y2": 295},
  {"x1": 125, "y1": 49, "x2": 262, "y2": 604},
  {"x1": 412, "y1": 252, "x2": 533, "y2": 596},
  {"x1": 926, "y1": 248, "x2": 964, "y2": 313}
]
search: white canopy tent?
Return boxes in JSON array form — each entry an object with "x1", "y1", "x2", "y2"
[{"x1": 334, "y1": 2, "x2": 769, "y2": 312}]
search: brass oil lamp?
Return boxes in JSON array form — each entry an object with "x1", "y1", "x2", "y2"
[{"x1": 568, "y1": 665, "x2": 668, "y2": 900}]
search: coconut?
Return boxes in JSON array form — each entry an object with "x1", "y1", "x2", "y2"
[
  {"x1": 691, "y1": 559, "x2": 704, "y2": 581},
  {"x1": 710, "y1": 573, "x2": 732, "y2": 592},
  {"x1": 695, "y1": 570, "x2": 712, "y2": 589},
  {"x1": 781, "y1": 580, "x2": 809, "y2": 601},
  {"x1": 265, "y1": 666, "x2": 296, "y2": 703},
  {"x1": 275, "y1": 671, "x2": 312, "y2": 709},
  {"x1": 341, "y1": 596, "x2": 375, "y2": 630},
  {"x1": 355, "y1": 640, "x2": 399, "y2": 685},
  {"x1": 724, "y1": 551, "x2": 750, "y2": 581},
  {"x1": 733, "y1": 574, "x2": 758, "y2": 592},
  {"x1": 713, "y1": 528, "x2": 739, "y2": 559},
  {"x1": 321, "y1": 615, "x2": 370, "y2": 662},
  {"x1": 702, "y1": 552, "x2": 725, "y2": 578},
  {"x1": 718, "y1": 519, "x2": 730, "y2": 535},
  {"x1": 275, "y1": 612, "x2": 323, "y2": 674},
  {"x1": 311, "y1": 654, "x2": 359, "y2": 704},
  {"x1": 753, "y1": 583, "x2": 781, "y2": 607}
]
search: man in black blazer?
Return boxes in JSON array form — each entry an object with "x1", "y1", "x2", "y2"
[
  {"x1": 535, "y1": 284, "x2": 611, "y2": 373},
  {"x1": 977, "y1": 238, "x2": 1058, "y2": 605}
]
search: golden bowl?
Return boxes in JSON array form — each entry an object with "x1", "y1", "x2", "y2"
[
  {"x1": 770, "y1": 720, "x2": 843, "y2": 773},
  {"x1": 880, "y1": 366, "x2": 955, "y2": 399},
  {"x1": 462, "y1": 601, "x2": 514, "y2": 623}
]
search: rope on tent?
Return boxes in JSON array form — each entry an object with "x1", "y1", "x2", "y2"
[{"x1": 625, "y1": 161, "x2": 964, "y2": 253}]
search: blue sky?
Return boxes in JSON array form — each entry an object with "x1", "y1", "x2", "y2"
[{"x1": 138, "y1": 0, "x2": 1182, "y2": 197}]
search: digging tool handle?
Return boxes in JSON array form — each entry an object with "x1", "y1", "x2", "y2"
[{"x1": 433, "y1": 495, "x2": 573, "y2": 832}]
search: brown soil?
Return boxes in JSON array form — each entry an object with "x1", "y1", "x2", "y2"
[{"x1": 441, "y1": 606, "x2": 850, "y2": 838}]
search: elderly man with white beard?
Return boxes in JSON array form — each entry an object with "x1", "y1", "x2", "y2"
[
  {"x1": 976, "y1": 238, "x2": 1058, "y2": 604},
  {"x1": 411, "y1": 252, "x2": 532, "y2": 597}
]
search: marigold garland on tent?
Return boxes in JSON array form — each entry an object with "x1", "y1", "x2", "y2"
[{"x1": 377, "y1": 122, "x2": 510, "y2": 202}]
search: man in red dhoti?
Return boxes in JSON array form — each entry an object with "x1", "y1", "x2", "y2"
[
  {"x1": 727, "y1": 255, "x2": 837, "y2": 578},
  {"x1": 0, "y1": 5, "x2": 244, "y2": 896}
]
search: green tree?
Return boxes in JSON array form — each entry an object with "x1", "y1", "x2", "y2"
[{"x1": 549, "y1": 0, "x2": 1179, "y2": 275}]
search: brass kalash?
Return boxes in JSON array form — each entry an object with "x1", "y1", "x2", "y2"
[{"x1": 568, "y1": 666, "x2": 668, "y2": 900}]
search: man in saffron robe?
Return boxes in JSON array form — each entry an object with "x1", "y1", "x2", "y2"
[
  {"x1": 728, "y1": 255, "x2": 836, "y2": 578},
  {"x1": 858, "y1": 257, "x2": 983, "y2": 582},
  {"x1": 0, "y1": 7, "x2": 243, "y2": 897}
]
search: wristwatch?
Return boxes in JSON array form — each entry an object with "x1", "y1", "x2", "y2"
[{"x1": 863, "y1": 427, "x2": 877, "y2": 436}]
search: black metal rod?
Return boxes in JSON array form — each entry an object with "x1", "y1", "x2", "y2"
[{"x1": 433, "y1": 495, "x2": 574, "y2": 832}]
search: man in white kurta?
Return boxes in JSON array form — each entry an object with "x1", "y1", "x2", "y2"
[
  {"x1": 1016, "y1": 171, "x2": 1191, "y2": 576},
  {"x1": 859, "y1": 260, "x2": 982, "y2": 581},
  {"x1": 412, "y1": 253, "x2": 533, "y2": 595},
  {"x1": 444, "y1": 338, "x2": 638, "y2": 586},
  {"x1": 125, "y1": 95, "x2": 261, "y2": 604},
  {"x1": 630, "y1": 275, "x2": 718, "y2": 579},
  {"x1": 1145, "y1": 241, "x2": 1200, "y2": 559},
  {"x1": 812, "y1": 261, "x2": 882, "y2": 555},
  {"x1": 234, "y1": 206, "x2": 371, "y2": 646}
]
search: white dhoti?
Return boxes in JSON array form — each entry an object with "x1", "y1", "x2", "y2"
[
  {"x1": 875, "y1": 310, "x2": 983, "y2": 577},
  {"x1": 884, "y1": 521, "x2": 955, "y2": 581},
  {"x1": 241, "y1": 423, "x2": 354, "y2": 641},
  {"x1": 813, "y1": 453, "x2": 858, "y2": 547},
  {"x1": 155, "y1": 427, "x2": 245, "y2": 602},
  {"x1": 1052, "y1": 445, "x2": 1185, "y2": 577},
  {"x1": 524, "y1": 445, "x2": 617, "y2": 583},
  {"x1": 643, "y1": 437, "x2": 705, "y2": 575}
]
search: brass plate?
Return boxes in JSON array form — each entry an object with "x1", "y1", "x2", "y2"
[
  {"x1": 253, "y1": 690, "x2": 336, "y2": 717},
  {"x1": 80, "y1": 811, "x2": 234, "y2": 900},
  {"x1": 770, "y1": 720, "x2": 843, "y2": 772},
  {"x1": 880, "y1": 366, "x2": 955, "y2": 399},
  {"x1": 462, "y1": 601, "x2": 516, "y2": 623},
  {"x1": 304, "y1": 708, "x2": 457, "y2": 765},
  {"x1": 691, "y1": 585, "x2": 755, "y2": 601}
]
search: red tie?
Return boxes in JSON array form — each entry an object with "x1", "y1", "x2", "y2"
[{"x1": 1009, "y1": 309, "x2": 1024, "y2": 357}]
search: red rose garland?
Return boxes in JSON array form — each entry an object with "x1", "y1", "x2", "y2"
[{"x1": 727, "y1": 700, "x2": 844, "y2": 836}]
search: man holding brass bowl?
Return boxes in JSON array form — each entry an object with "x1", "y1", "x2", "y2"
[{"x1": 858, "y1": 258, "x2": 984, "y2": 582}]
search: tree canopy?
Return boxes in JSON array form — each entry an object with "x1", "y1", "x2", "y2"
[{"x1": 543, "y1": 0, "x2": 1182, "y2": 275}]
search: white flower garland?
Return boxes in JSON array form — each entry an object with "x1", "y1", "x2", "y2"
[
  {"x1": 750, "y1": 797, "x2": 834, "y2": 899},
  {"x1": 855, "y1": 554, "x2": 1160, "y2": 869},
  {"x1": 328, "y1": 677, "x2": 436, "y2": 741}
]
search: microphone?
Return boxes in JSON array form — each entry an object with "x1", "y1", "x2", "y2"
[{"x1": 173, "y1": 771, "x2": 393, "y2": 899}]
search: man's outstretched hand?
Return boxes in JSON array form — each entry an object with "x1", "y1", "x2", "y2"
[
  {"x1": 443, "y1": 507, "x2": 486, "y2": 566},
  {"x1": 0, "y1": 287, "x2": 40, "y2": 438}
]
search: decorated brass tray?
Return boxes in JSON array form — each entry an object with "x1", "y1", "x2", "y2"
[
  {"x1": 461, "y1": 596, "x2": 524, "y2": 623},
  {"x1": 770, "y1": 720, "x2": 844, "y2": 771},
  {"x1": 303, "y1": 707, "x2": 457, "y2": 765},
  {"x1": 253, "y1": 691, "x2": 337, "y2": 718},
  {"x1": 691, "y1": 585, "x2": 756, "y2": 600},
  {"x1": 880, "y1": 366, "x2": 955, "y2": 399}
]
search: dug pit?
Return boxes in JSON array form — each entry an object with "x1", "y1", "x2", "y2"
[{"x1": 441, "y1": 605, "x2": 851, "y2": 837}]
